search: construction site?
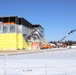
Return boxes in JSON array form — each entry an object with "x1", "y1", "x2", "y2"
[
  {"x1": 0, "y1": 16, "x2": 76, "y2": 75},
  {"x1": 0, "y1": 16, "x2": 51, "y2": 52}
]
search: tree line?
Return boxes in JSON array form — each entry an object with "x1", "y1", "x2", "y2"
[{"x1": 50, "y1": 40, "x2": 76, "y2": 46}]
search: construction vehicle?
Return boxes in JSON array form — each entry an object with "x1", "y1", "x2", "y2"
[
  {"x1": 59, "y1": 29, "x2": 76, "y2": 43},
  {"x1": 25, "y1": 29, "x2": 51, "y2": 49}
]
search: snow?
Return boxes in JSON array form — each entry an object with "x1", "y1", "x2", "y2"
[
  {"x1": 71, "y1": 46, "x2": 76, "y2": 48},
  {"x1": 0, "y1": 48, "x2": 76, "y2": 75}
]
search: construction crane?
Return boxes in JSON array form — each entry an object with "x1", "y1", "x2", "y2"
[
  {"x1": 26, "y1": 29, "x2": 51, "y2": 49},
  {"x1": 59, "y1": 29, "x2": 76, "y2": 43}
]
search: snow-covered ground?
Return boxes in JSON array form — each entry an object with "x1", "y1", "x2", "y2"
[{"x1": 0, "y1": 48, "x2": 76, "y2": 75}]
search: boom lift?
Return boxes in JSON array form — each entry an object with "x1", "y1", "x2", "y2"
[{"x1": 59, "y1": 29, "x2": 76, "y2": 43}]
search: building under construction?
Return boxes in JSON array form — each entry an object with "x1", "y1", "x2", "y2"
[{"x1": 0, "y1": 16, "x2": 49, "y2": 51}]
